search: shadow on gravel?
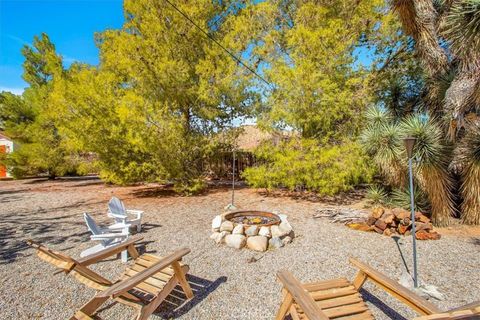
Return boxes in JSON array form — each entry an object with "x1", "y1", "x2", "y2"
[
  {"x1": 360, "y1": 288, "x2": 407, "y2": 320},
  {"x1": 0, "y1": 188, "x2": 30, "y2": 195},
  {"x1": 0, "y1": 204, "x2": 94, "y2": 264},
  {"x1": 23, "y1": 176, "x2": 101, "y2": 185},
  {"x1": 154, "y1": 275, "x2": 227, "y2": 318},
  {"x1": 471, "y1": 237, "x2": 480, "y2": 246}
]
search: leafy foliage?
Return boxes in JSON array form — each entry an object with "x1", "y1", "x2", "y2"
[
  {"x1": 0, "y1": 34, "x2": 84, "y2": 179},
  {"x1": 366, "y1": 185, "x2": 389, "y2": 205},
  {"x1": 243, "y1": 139, "x2": 374, "y2": 195},
  {"x1": 389, "y1": 186, "x2": 431, "y2": 214}
]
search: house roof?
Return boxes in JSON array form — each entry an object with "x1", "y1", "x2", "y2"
[{"x1": 235, "y1": 125, "x2": 273, "y2": 151}]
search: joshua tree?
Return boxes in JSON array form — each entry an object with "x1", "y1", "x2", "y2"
[{"x1": 371, "y1": 0, "x2": 480, "y2": 226}]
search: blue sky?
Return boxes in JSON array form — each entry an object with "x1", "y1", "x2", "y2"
[{"x1": 0, "y1": 0, "x2": 124, "y2": 94}]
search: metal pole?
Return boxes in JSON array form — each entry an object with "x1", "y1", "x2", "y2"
[
  {"x1": 408, "y1": 157, "x2": 418, "y2": 288},
  {"x1": 231, "y1": 150, "x2": 235, "y2": 206}
]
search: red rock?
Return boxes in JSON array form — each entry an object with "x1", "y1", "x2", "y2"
[
  {"x1": 372, "y1": 207, "x2": 385, "y2": 219},
  {"x1": 366, "y1": 216, "x2": 377, "y2": 226},
  {"x1": 347, "y1": 223, "x2": 372, "y2": 232},
  {"x1": 373, "y1": 226, "x2": 384, "y2": 234},
  {"x1": 398, "y1": 224, "x2": 409, "y2": 235},
  {"x1": 416, "y1": 230, "x2": 441, "y2": 240},
  {"x1": 415, "y1": 222, "x2": 433, "y2": 232},
  {"x1": 375, "y1": 219, "x2": 388, "y2": 231},
  {"x1": 392, "y1": 208, "x2": 410, "y2": 220},
  {"x1": 416, "y1": 213, "x2": 431, "y2": 223},
  {"x1": 383, "y1": 213, "x2": 395, "y2": 224}
]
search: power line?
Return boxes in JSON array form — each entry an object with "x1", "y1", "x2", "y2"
[{"x1": 162, "y1": 0, "x2": 273, "y2": 88}]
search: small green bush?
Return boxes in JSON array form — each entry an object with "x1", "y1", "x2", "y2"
[
  {"x1": 243, "y1": 138, "x2": 374, "y2": 196},
  {"x1": 366, "y1": 185, "x2": 389, "y2": 205}
]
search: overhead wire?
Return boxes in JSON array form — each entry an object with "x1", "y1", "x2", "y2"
[{"x1": 162, "y1": 0, "x2": 273, "y2": 89}]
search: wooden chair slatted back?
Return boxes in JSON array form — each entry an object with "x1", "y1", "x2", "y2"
[{"x1": 27, "y1": 240, "x2": 112, "y2": 289}]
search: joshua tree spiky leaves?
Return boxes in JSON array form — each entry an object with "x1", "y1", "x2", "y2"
[{"x1": 382, "y1": 0, "x2": 480, "y2": 225}]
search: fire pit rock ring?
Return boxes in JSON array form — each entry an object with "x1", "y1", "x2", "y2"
[{"x1": 210, "y1": 210, "x2": 294, "y2": 252}]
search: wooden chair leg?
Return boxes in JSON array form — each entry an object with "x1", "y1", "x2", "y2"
[
  {"x1": 276, "y1": 290, "x2": 294, "y2": 320},
  {"x1": 135, "y1": 277, "x2": 179, "y2": 320},
  {"x1": 70, "y1": 296, "x2": 109, "y2": 320},
  {"x1": 353, "y1": 270, "x2": 368, "y2": 290},
  {"x1": 172, "y1": 262, "x2": 194, "y2": 299}
]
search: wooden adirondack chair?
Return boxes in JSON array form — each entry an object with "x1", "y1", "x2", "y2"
[
  {"x1": 276, "y1": 258, "x2": 480, "y2": 320},
  {"x1": 413, "y1": 308, "x2": 480, "y2": 320},
  {"x1": 27, "y1": 237, "x2": 194, "y2": 320}
]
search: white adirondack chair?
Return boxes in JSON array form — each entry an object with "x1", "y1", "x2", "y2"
[
  {"x1": 107, "y1": 196, "x2": 143, "y2": 232},
  {"x1": 82, "y1": 213, "x2": 130, "y2": 262}
]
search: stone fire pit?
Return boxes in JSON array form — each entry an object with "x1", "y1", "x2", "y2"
[{"x1": 210, "y1": 210, "x2": 294, "y2": 252}]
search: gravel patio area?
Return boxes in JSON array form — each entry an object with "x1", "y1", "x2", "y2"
[{"x1": 0, "y1": 178, "x2": 479, "y2": 319}]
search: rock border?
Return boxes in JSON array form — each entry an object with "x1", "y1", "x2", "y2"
[{"x1": 210, "y1": 212, "x2": 294, "y2": 251}]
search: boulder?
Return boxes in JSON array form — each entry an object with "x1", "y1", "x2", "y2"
[
  {"x1": 271, "y1": 225, "x2": 289, "y2": 238},
  {"x1": 232, "y1": 224, "x2": 244, "y2": 235},
  {"x1": 225, "y1": 234, "x2": 246, "y2": 249},
  {"x1": 259, "y1": 226, "x2": 271, "y2": 237},
  {"x1": 246, "y1": 236, "x2": 268, "y2": 252},
  {"x1": 213, "y1": 231, "x2": 229, "y2": 244},
  {"x1": 211, "y1": 215, "x2": 223, "y2": 230},
  {"x1": 279, "y1": 221, "x2": 293, "y2": 233},
  {"x1": 393, "y1": 208, "x2": 410, "y2": 220},
  {"x1": 372, "y1": 207, "x2": 384, "y2": 219},
  {"x1": 245, "y1": 225, "x2": 259, "y2": 236},
  {"x1": 269, "y1": 237, "x2": 284, "y2": 249},
  {"x1": 220, "y1": 221, "x2": 234, "y2": 232},
  {"x1": 282, "y1": 236, "x2": 293, "y2": 245},
  {"x1": 278, "y1": 213, "x2": 288, "y2": 222},
  {"x1": 383, "y1": 228, "x2": 392, "y2": 237},
  {"x1": 210, "y1": 232, "x2": 219, "y2": 240}
]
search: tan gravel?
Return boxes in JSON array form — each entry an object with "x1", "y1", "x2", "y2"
[{"x1": 0, "y1": 177, "x2": 479, "y2": 320}]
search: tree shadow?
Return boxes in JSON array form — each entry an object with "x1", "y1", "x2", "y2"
[
  {"x1": 23, "y1": 175, "x2": 101, "y2": 185},
  {"x1": 0, "y1": 188, "x2": 31, "y2": 195},
  {"x1": 0, "y1": 199, "x2": 106, "y2": 264},
  {"x1": 471, "y1": 237, "x2": 480, "y2": 246},
  {"x1": 257, "y1": 187, "x2": 367, "y2": 205}
]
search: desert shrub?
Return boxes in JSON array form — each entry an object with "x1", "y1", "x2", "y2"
[
  {"x1": 243, "y1": 139, "x2": 374, "y2": 196},
  {"x1": 389, "y1": 186, "x2": 431, "y2": 214},
  {"x1": 366, "y1": 185, "x2": 389, "y2": 205}
]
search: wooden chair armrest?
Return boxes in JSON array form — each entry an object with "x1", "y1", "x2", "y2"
[
  {"x1": 448, "y1": 300, "x2": 480, "y2": 312},
  {"x1": 78, "y1": 237, "x2": 143, "y2": 266},
  {"x1": 349, "y1": 258, "x2": 442, "y2": 315},
  {"x1": 97, "y1": 247, "x2": 191, "y2": 299},
  {"x1": 277, "y1": 270, "x2": 329, "y2": 320}
]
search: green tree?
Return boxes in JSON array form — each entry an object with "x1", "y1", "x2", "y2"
[
  {"x1": 364, "y1": 0, "x2": 480, "y2": 226},
  {"x1": 0, "y1": 33, "x2": 81, "y2": 179},
  {"x1": 52, "y1": 0, "x2": 257, "y2": 191},
  {"x1": 240, "y1": 0, "x2": 387, "y2": 194}
]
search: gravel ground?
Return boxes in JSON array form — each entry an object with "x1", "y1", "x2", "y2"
[{"x1": 0, "y1": 178, "x2": 479, "y2": 320}]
